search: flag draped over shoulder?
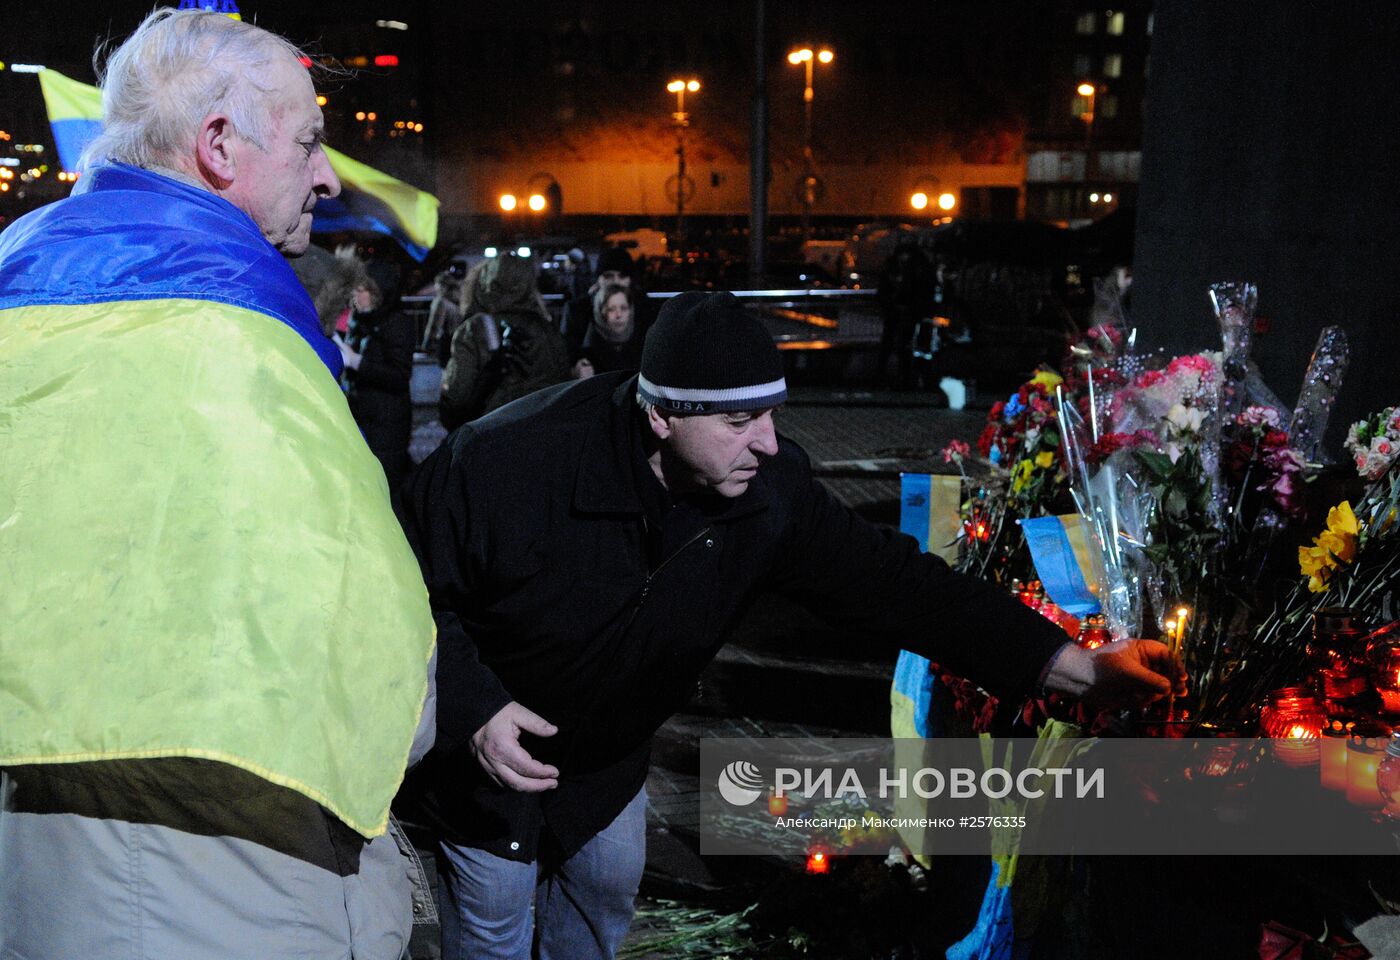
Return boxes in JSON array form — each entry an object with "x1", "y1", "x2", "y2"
[
  {"x1": 0, "y1": 163, "x2": 435, "y2": 838},
  {"x1": 37, "y1": 68, "x2": 439, "y2": 261}
]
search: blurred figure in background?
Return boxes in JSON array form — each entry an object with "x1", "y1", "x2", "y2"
[
  {"x1": 562, "y1": 246, "x2": 638, "y2": 356},
  {"x1": 877, "y1": 235, "x2": 937, "y2": 390},
  {"x1": 423, "y1": 258, "x2": 466, "y2": 361},
  {"x1": 571, "y1": 283, "x2": 645, "y2": 380},
  {"x1": 304, "y1": 244, "x2": 370, "y2": 338},
  {"x1": 338, "y1": 262, "x2": 416, "y2": 490},
  {"x1": 440, "y1": 254, "x2": 569, "y2": 430}
]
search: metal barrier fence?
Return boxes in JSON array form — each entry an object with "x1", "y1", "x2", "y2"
[{"x1": 402, "y1": 288, "x2": 883, "y2": 352}]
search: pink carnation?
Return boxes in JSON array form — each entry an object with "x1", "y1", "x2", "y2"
[
  {"x1": 1238, "y1": 406, "x2": 1283, "y2": 430},
  {"x1": 1166, "y1": 353, "x2": 1217, "y2": 380},
  {"x1": 941, "y1": 439, "x2": 971, "y2": 464}
]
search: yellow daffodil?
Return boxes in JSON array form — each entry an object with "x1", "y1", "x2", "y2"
[
  {"x1": 1299, "y1": 500, "x2": 1360, "y2": 592},
  {"x1": 1029, "y1": 369, "x2": 1063, "y2": 390},
  {"x1": 1012, "y1": 458, "x2": 1034, "y2": 493},
  {"x1": 1035, "y1": 450, "x2": 1055, "y2": 469},
  {"x1": 1327, "y1": 500, "x2": 1359, "y2": 537}
]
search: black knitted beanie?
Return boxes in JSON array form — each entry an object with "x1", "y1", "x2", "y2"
[{"x1": 638, "y1": 291, "x2": 786, "y2": 414}]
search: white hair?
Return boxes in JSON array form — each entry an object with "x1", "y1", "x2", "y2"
[{"x1": 79, "y1": 8, "x2": 307, "y2": 173}]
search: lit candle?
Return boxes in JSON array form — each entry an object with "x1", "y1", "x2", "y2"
[
  {"x1": 1346, "y1": 730, "x2": 1389, "y2": 809},
  {"x1": 1319, "y1": 718, "x2": 1354, "y2": 792},
  {"x1": 1261, "y1": 687, "x2": 1323, "y2": 768},
  {"x1": 1175, "y1": 607, "x2": 1189, "y2": 645}
]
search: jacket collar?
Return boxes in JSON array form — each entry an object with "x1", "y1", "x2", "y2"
[{"x1": 572, "y1": 374, "x2": 773, "y2": 523}]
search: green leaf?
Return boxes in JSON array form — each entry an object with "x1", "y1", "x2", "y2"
[{"x1": 1137, "y1": 451, "x2": 1175, "y2": 479}]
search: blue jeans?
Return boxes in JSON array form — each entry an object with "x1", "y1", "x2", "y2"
[{"x1": 436, "y1": 787, "x2": 647, "y2": 960}]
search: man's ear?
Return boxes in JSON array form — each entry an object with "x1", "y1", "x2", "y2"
[
  {"x1": 646, "y1": 404, "x2": 674, "y2": 440},
  {"x1": 193, "y1": 113, "x2": 236, "y2": 190}
]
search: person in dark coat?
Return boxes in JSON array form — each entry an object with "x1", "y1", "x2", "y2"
[
  {"x1": 571, "y1": 283, "x2": 645, "y2": 379},
  {"x1": 423, "y1": 260, "x2": 466, "y2": 360},
  {"x1": 439, "y1": 254, "x2": 569, "y2": 431},
  {"x1": 338, "y1": 270, "x2": 416, "y2": 489},
  {"x1": 397, "y1": 291, "x2": 1187, "y2": 960},
  {"x1": 562, "y1": 246, "x2": 643, "y2": 356},
  {"x1": 877, "y1": 235, "x2": 938, "y2": 389}
]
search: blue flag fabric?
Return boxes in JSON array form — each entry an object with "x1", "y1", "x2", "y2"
[{"x1": 1018, "y1": 515, "x2": 1103, "y2": 616}]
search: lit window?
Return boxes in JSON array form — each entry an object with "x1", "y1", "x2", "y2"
[
  {"x1": 1072, "y1": 95, "x2": 1091, "y2": 118},
  {"x1": 1146, "y1": 12, "x2": 1154, "y2": 35},
  {"x1": 1103, "y1": 53, "x2": 1122, "y2": 78},
  {"x1": 1075, "y1": 12, "x2": 1096, "y2": 34},
  {"x1": 1100, "y1": 94, "x2": 1119, "y2": 119},
  {"x1": 1073, "y1": 53, "x2": 1091, "y2": 75},
  {"x1": 1105, "y1": 11, "x2": 1125, "y2": 35}
]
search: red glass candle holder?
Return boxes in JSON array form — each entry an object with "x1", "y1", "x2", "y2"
[{"x1": 1261, "y1": 686, "x2": 1324, "y2": 767}]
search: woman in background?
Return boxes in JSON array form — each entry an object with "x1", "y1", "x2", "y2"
[{"x1": 572, "y1": 283, "x2": 644, "y2": 379}]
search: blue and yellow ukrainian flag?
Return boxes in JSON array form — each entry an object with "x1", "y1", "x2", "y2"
[
  {"x1": 0, "y1": 162, "x2": 434, "y2": 838},
  {"x1": 890, "y1": 473, "x2": 962, "y2": 740},
  {"x1": 37, "y1": 68, "x2": 439, "y2": 261},
  {"x1": 1018, "y1": 514, "x2": 1103, "y2": 617}
]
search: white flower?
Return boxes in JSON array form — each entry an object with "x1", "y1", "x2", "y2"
[
  {"x1": 1347, "y1": 422, "x2": 1363, "y2": 450},
  {"x1": 1166, "y1": 442, "x2": 1183, "y2": 464},
  {"x1": 1166, "y1": 403, "x2": 1204, "y2": 434}
]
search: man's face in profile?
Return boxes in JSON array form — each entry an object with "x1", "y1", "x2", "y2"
[{"x1": 230, "y1": 58, "x2": 339, "y2": 255}]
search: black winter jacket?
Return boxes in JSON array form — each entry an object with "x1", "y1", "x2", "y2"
[
  {"x1": 396, "y1": 372, "x2": 1067, "y2": 860},
  {"x1": 345, "y1": 307, "x2": 415, "y2": 489}
]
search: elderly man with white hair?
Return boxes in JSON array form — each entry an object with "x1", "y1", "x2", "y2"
[{"x1": 0, "y1": 9, "x2": 436, "y2": 959}]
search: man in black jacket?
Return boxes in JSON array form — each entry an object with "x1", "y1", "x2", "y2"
[{"x1": 399, "y1": 291, "x2": 1184, "y2": 960}]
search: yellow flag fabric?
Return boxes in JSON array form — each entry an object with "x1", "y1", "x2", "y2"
[
  {"x1": 37, "y1": 67, "x2": 103, "y2": 121},
  {"x1": 0, "y1": 299, "x2": 435, "y2": 837},
  {"x1": 323, "y1": 145, "x2": 440, "y2": 255}
]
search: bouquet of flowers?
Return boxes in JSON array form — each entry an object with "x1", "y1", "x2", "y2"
[
  {"x1": 941, "y1": 368, "x2": 1070, "y2": 586},
  {"x1": 1202, "y1": 405, "x2": 1400, "y2": 721}
]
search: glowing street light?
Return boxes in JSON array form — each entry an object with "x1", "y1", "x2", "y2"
[
  {"x1": 527, "y1": 193, "x2": 546, "y2": 212},
  {"x1": 787, "y1": 46, "x2": 834, "y2": 237},
  {"x1": 937, "y1": 192, "x2": 957, "y2": 211},
  {"x1": 666, "y1": 77, "x2": 701, "y2": 253},
  {"x1": 498, "y1": 193, "x2": 517, "y2": 212},
  {"x1": 1077, "y1": 81, "x2": 1097, "y2": 183},
  {"x1": 910, "y1": 192, "x2": 929, "y2": 211}
]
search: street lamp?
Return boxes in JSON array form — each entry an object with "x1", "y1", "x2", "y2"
[
  {"x1": 787, "y1": 46, "x2": 834, "y2": 239},
  {"x1": 1077, "y1": 81, "x2": 1097, "y2": 186},
  {"x1": 666, "y1": 78, "x2": 700, "y2": 255}
]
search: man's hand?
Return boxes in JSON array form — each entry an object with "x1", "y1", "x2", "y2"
[
  {"x1": 1043, "y1": 639, "x2": 1188, "y2": 711},
  {"x1": 572, "y1": 358, "x2": 596, "y2": 380},
  {"x1": 470, "y1": 702, "x2": 560, "y2": 792}
]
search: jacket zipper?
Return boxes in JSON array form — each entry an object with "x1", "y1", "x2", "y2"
[{"x1": 631, "y1": 524, "x2": 712, "y2": 614}]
